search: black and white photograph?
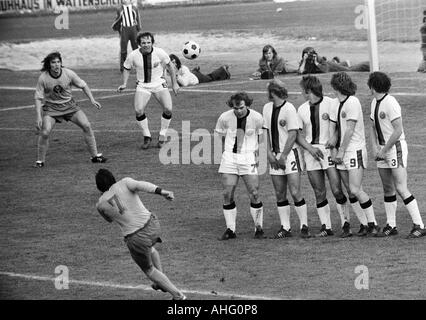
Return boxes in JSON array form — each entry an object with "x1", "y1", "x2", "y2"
[{"x1": 0, "y1": 0, "x2": 425, "y2": 311}]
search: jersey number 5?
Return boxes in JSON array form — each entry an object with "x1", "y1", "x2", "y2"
[{"x1": 107, "y1": 194, "x2": 125, "y2": 215}]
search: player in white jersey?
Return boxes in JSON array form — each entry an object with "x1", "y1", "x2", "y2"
[
  {"x1": 34, "y1": 52, "x2": 106, "y2": 168},
  {"x1": 215, "y1": 92, "x2": 266, "y2": 240},
  {"x1": 95, "y1": 169, "x2": 186, "y2": 300},
  {"x1": 118, "y1": 32, "x2": 179, "y2": 149},
  {"x1": 296, "y1": 75, "x2": 352, "y2": 238},
  {"x1": 328, "y1": 72, "x2": 379, "y2": 237},
  {"x1": 368, "y1": 72, "x2": 426, "y2": 238},
  {"x1": 262, "y1": 80, "x2": 310, "y2": 239}
]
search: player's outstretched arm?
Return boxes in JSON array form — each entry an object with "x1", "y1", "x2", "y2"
[
  {"x1": 82, "y1": 85, "x2": 102, "y2": 109},
  {"x1": 125, "y1": 178, "x2": 174, "y2": 200},
  {"x1": 118, "y1": 69, "x2": 131, "y2": 92}
]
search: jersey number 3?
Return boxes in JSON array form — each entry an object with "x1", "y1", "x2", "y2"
[{"x1": 107, "y1": 194, "x2": 125, "y2": 215}]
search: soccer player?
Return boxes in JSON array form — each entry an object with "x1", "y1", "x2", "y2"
[
  {"x1": 296, "y1": 75, "x2": 352, "y2": 237},
  {"x1": 215, "y1": 92, "x2": 266, "y2": 240},
  {"x1": 34, "y1": 51, "x2": 106, "y2": 168},
  {"x1": 328, "y1": 72, "x2": 379, "y2": 237},
  {"x1": 95, "y1": 168, "x2": 186, "y2": 300},
  {"x1": 262, "y1": 80, "x2": 310, "y2": 239},
  {"x1": 368, "y1": 71, "x2": 426, "y2": 238},
  {"x1": 118, "y1": 32, "x2": 179, "y2": 149}
]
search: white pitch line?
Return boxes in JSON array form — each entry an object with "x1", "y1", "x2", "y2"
[
  {"x1": 0, "y1": 92, "x2": 133, "y2": 112},
  {"x1": 0, "y1": 271, "x2": 280, "y2": 300},
  {"x1": 0, "y1": 85, "x2": 119, "y2": 92}
]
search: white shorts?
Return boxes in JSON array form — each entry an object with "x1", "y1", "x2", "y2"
[
  {"x1": 336, "y1": 147, "x2": 368, "y2": 171},
  {"x1": 270, "y1": 148, "x2": 304, "y2": 176},
  {"x1": 304, "y1": 144, "x2": 335, "y2": 171},
  {"x1": 376, "y1": 140, "x2": 408, "y2": 169},
  {"x1": 218, "y1": 151, "x2": 258, "y2": 176},
  {"x1": 136, "y1": 80, "x2": 168, "y2": 95}
]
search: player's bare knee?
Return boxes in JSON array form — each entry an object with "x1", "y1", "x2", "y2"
[
  {"x1": 40, "y1": 130, "x2": 51, "y2": 139},
  {"x1": 143, "y1": 265, "x2": 155, "y2": 277}
]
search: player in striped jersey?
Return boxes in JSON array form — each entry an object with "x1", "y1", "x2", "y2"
[
  {"x1": 368, "y1": 71, "x2": 426, "y2": 238},
  {"x1": 328, "y1": 72, "x2": 379, "y2": 237},
  {"x1": 95, "y1": 169, "x2": 186, "y2": 300},
  {"x1": 296, "y1": 75, "x2": 352, "y2": 238},
  {"x1": 262, "y1": 80, "x2": 310, "y2": 239},
  {"x1": 34, "y1": 52, "x2": 106, "y2": 168},
  {"x1": 118, "y1": 32, "x2": 179, "y2": 149},
  {"x1": 215, "y1": 92, "x2": 266, "y2": 240}
]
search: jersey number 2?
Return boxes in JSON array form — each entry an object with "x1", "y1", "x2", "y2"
[{"x1": 107, "y1": 194, "x2": 125, "y2": 215}]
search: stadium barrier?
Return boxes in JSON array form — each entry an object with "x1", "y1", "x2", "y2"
[{"x1": 0, "y1": 0, "x2": 270, "y2": 14}]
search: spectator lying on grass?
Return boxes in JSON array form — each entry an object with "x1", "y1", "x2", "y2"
[
  {"x1": 298, "y1": 47, "x2": 370, "y2": 74},
  {"x1": 251, "y1": 44, "x2": 298, "y2": 79},
  {"x1": 166, "y1": 54, "x2": 230, "y2": 87}
]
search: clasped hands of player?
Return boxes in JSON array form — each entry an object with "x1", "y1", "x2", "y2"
[
  {"x1": 267, "y1": 151, "x2": 287, "y2": 170},
  {"x1": 117, "y1": 83, "x2": 180, "y2": 95}
]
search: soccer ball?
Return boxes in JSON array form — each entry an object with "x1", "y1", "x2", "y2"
[{"x1": 182, "y1": 41, "x2": 201, "y2": 60}]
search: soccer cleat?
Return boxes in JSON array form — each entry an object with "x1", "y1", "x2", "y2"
[
  {"x1": 157, "y1": 135, "x2": 166, "y2": 148},
  {"x1": 254, "y1": 226, "x2": 266, "y2": 239},
  {"x1": 219, "y1": 228, "x2": 236, "y2": 241},
  {"x1": 315, "y1": 224, "x2": 334, "y2": 237},
  {"x1": 141, "y1": 136, "x2": 152, "y2": 150},
  {"x1": 356, "y1": 224, "x2": 368, "y2": 237},
  {"x1": 340, "y1": 221, "x2": 353, "y2": 238},
  {"x1": 366, "y1": 222, "x2": 380, "y2": 237},
  {"x1": 376, "y1": 224, "x2": 398, "y2": 237},
  {"x1": 300, "y1": 224, "x2": 311, "y2": 238},
  {"x1": 33, "y1": 161, "x2": 44, "y2": 168},
  {"x1": 172, "y1": 294, "x2": 187, "y2": 300},
  {"x1": 151, "y1": 283, "x2": 167, "y2": 293},
  {"x1": 406, "y1": 224, "x2": 426, "y2": 239},
  {"x1": 91, "y1": 154, "x2": 107, "y2": 163},
  {"x1": 273, "y1": 226, "x2": 292, "y2": 239}
]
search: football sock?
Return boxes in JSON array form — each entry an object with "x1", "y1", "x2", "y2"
[
  {"x1": 37, "y1": 135, "x2": 49, "y2": 162},
  {"x1": 277, "y1": 200, "x2": 291, "y2": 231},
  {"x1": 147, "y1": 268, "x2": 184, "y2": 299},
  {"x1": 83, "y1": 128, "x2": 98, "y2": 157},
  {"x1": 223, "y1": 202, "x2": 237, "y2": 232},
  {"x1": 159, "y1": 112, "x2": 172, "y2": 137},
  {"x1": 136, "y1": 114, "x2": 151, "y2": 137},
  {"x1": 317, "y1": 199, "x2": 331, "y2": 229},
  {"x1": 294, "y1": 199, "x2": 308, "y2": 229},
  {"x1": 250, "y1": 202, "x2": 263, "y2": 229},
  {"x1": 360, "y1": 199, "x2": 377, "y2": 225},
  {"x1": 336, "y1": 195, "x2": 349, "y2": 227},
  {"x1": 350, "y1": 197, "x2": 368, "y2": 226},
  {"x1": 403, "y1": 195, "x2": 424, "y2": 229},
  {"x1": 384, "y1": 195, "x2": 397, "y2": 228}
]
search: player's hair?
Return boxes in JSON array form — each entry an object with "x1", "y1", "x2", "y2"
[
  {"x1": 227, "y1": 92, "x2": 253, "y2": 108},
  {"x1": 137, "y1": 32, "x2": 155, "y2": 45},
  {"x1": 95, "y1": 169, "x2": 116, "y2": 192},
  {"x1": 41, "y1": 51, "x2": 62, "y2": 72},
  {"x1": 267, "y1": 79, "x2": 288, "y2": 100},
  {"x1": 169, "y1": 54, "x2": 181, "y2": 70},
  {"x1": 330, "y1": 72, "x2": 357, "y2": 96},
  {"x1": 367, "y1": 71, "x2": 391, "y2": 93},
  {"x1": 299, "y1": 75, "x2": 323, "y2": 98},
  {"x1": 261, "y1": 45, "x2": 277, "y2": 60}
]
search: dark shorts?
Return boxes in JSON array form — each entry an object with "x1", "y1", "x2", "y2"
[
  {"x1": 43, "y1": 98, "x2": 81, "y2": 122},
  {"x1": 124, "y1": 214, "x2": 162, "y2": 273}
]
